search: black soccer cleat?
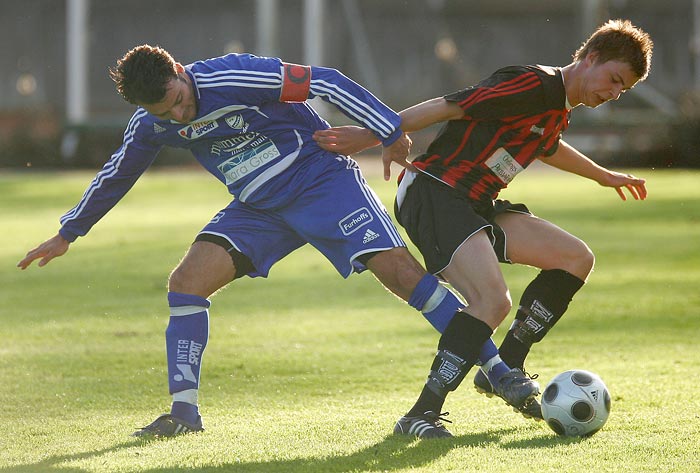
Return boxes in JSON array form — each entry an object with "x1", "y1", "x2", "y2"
[
  {"x1": 473, "y1": 367, "x2": 497, "y2": 396},
  {"x1": 393, "y1": 411, "x2": 454, "y2": 438},
  {"x1": 132, "y1": 414, "x2": 204, "y2": 438},
  {"x1": 492, "y1": 368, "x2": 540, "y2": 408},
  {"x1": 515, "y1": 397, "x2": 543, "y2": 421},
  {"x1": 474, "y1": 368, "x2": 543, "y2": 421}
]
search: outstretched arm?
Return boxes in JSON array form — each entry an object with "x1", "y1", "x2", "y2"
[
  {"x1": 17, "y1": 233, "x2": 70, "y2": 269},
  {"x1": 301, "y1": 64, "x2": 417, "y2": 180},
  {"x1": 313, "y1": 97, "x2": 463, "y2": 161},
  {"x1": 399, "y1": 97, "x2": 464, "y2": 132},
  {"x1": 312, "y1": 125, "x2": 412, "y2": 180},
  {"x1": 540, "y1": 140, "x2": 647, "y2": 201},
  {"x1": 17, "y1": 109, "x2": 160, "y2": 272},
  {"x1": 313, "y1": 126, "x2": 380, "y2": 156}
]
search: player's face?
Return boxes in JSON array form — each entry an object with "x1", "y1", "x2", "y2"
[
  {"x1": 141, "y1": 67, "x2": 197, "y2": 124},
  {"x1": 580, "y1": 55, "x2": 639, "y2": 108}
]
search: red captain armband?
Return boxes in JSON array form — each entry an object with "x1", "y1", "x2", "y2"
[{"x1": 280, "y1": 63, "x2": 311, "y2": 102}]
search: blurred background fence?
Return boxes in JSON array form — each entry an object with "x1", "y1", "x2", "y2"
[{"x1": 1, "y1": 0, "x2": 699, "y2": 169}]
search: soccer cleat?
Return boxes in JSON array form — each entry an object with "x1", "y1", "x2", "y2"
[
  {"x1": 491, "y1": 368, "x2": 540, "y2": 408},
  {"x1": 132, "y1": 414, "x2": 204, "y2": 437},
  {"x1": 474, "y1": 368, "x2": 543, "y2": 420},
  {"x1": 516, "y1": 397, "x2": 543, "y2": 421},
  {"x1": 473, "y1": 368, "x2": 496, "y2": 396},
  {"x1": 393, "y1": 411, "x2": 454, "y2": 438}
]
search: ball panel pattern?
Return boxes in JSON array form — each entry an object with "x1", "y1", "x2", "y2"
[{"x1": 541, "y1": 369, "x2": 611, "y2": 437}]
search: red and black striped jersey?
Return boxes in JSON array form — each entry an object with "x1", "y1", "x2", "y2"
[{"x1": 412, "y1": 65, "x2": 570, "y2": 203}]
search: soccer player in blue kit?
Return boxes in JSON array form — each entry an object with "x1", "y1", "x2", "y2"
[{"x1": 18, "y1": 45, "x2": 538, "y2": 438}]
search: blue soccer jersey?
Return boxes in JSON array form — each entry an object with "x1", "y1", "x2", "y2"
[{"x1": 58, "y1": 53, "x2": 403, "y2": 242}]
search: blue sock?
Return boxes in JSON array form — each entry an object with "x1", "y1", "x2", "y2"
[
  {"x1": 408, "y1": 274, "x2": 510, "y2": 386},
  {"x1": 478, "y1": 338, "x2": 510, "y2": 386},
  {"x1": 408, "y1": 274, "x2": 463, "y2": 333},
  {"x1": 166, "y1": 291, "x2": 210, "y2": 424},
  {"x1": 171, "y1": 401, "x2": 200, "y2": 424}
]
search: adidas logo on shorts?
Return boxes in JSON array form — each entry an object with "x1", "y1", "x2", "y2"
[{"x1": 362, "y1": 229, "x2": 380, "y2": 244}]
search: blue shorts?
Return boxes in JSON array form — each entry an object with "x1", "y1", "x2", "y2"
[{"x1": 198, "y1": 154, "x2": 406, "y2": 278}]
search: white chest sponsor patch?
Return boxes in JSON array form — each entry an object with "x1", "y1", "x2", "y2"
[
  {"x1": 485, "y1": 147, "x2": 524, "y2": 184},
  {"x1": 216, "y1": 139, "x2": 282, "y2": 185}
]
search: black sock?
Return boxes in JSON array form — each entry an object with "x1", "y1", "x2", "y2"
[
  {"x1": 500, "y1": 269, "x2": 584, "y2": 370},
  {"x1": 407, "y1": 312, "x2": 492, "y2": 416},
  {"x1": 408, "y1": 385, "x2": 447, "y2": 417},
  {"x1": 498, "y1": 331, "x2": 531, "y2": 371}
]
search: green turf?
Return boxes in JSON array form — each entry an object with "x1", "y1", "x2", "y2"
[{"x1": 1, "y1": 165, "x2": 699, "y2": 472}]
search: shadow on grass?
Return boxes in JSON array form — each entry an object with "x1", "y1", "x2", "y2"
[
  {"x1": 1, "y1": 441, "x2": 140, "y2": 473},
  {"x1": 2, "y1": 427, "x2": 570, "y2": 473}
]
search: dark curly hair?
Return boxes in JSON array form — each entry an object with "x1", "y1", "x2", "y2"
[
  {"x1": 573, "y1": 19, "x2": 653, "y2": 81},
  {"x1": 109, "y1": 44, "x2": 178, "y2": 105}
]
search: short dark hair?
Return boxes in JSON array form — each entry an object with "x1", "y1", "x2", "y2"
[
  {"x1": 109, "y1": 44, "x2": 178, "y2": 105},
  {"x1": 573, "y1": 19, "x2": 653, "y2": 81}
]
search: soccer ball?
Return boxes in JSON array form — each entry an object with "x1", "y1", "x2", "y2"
[{"x1": 541, "y1": 370, "x2": 611, "y2": 437}]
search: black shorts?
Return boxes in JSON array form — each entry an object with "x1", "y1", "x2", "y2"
[{"x1": 394, "y1": 172, "x2": 531, "y2": 275}]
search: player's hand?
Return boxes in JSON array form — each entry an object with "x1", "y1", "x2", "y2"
[
  {"x1": 382, "y1": 132, "x2": 414, "y2": 181},
  {"x1": 17, "y1": 233, "x2": 70, "y2": 270},
  {"x1": 313, "y1": 126, "x2": 380, "y2": 155},
  {"x1": 600, "y1": 171, "x2": 647, "y2": 201}
]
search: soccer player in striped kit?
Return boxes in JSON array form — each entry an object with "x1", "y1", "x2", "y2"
[
  {"x1": 315, "y1": 19, "x2": 653, "y2": 426},
  {"x1": 18, "y1": 45, "x2": 538, "y2": 438}
]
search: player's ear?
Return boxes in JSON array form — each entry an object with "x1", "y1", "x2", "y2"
[
  {"x1": 585, "y1": 51, "x2": 600, "y2": 66},
  {"x1": 175, "y1": 62, "x2": 185, "y2": 74}
]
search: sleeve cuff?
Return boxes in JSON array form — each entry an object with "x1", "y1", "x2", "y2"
[
  {"x1": 58, "y1": 228, "x2": 78, "y2": 243},
  {"x1": 379, "y1": 128, "x2": 403, "y2": 147}
]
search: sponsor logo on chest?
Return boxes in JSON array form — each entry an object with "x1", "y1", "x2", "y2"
[
  {"x1": 178, "y1": 120, "x2": 219, "y2": 140},
  {"x1": 225, "y1": 114, "x2": 248, "y2": 131},
  {"x1": 485, "y1": 147, "x2": 525, "y2": 184},
  {"x1": 215, "y1": 135, "x2": 281, "y2": 185}
]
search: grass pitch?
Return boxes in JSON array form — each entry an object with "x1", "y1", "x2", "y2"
[{"x1": 1, "y1": 165, "x2": 699, "y2": 472}]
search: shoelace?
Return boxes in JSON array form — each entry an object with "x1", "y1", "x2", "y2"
[
  {"x1": 524, "y1": 371, "x2": 539, "y2": 381},
  {"x1": 425, "y1": 411, "x2": 452, "y2": 426}
]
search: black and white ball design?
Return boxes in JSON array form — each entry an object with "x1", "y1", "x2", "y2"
[{"x1": 541, "y1": 369, "x2": 611, "y2": 437}]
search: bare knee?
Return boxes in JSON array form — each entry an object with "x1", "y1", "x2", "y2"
[
  {"x1": 168, "y1": 264, "x2": 193, "y2": 294},
  {"x1": 495, "y1": 293, "x2": 513, "y2": 320},
  {"x1": 583, "y1": 245, "x2": 595, "y2": 274},
  {"x1": 366, "y1": 247, "x2": 426, "y2": 301},
  {"x1": 168, "y1": 241, "x2": 237, "y2": 298},
  {"x1": 569, "y1": 241, "x2": 595, "y2": 281},
  {"x1": 547, "y1": 237, "x2": 595, "y2": 281},
  {"x1": 464, "y1": 289, "x2": 512, "y2": 330},
  {"x1": 483, "y1": 292, "x2": 512, "y2": 326}
]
